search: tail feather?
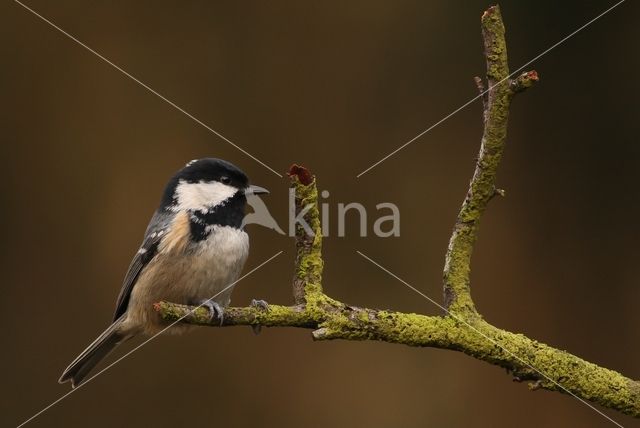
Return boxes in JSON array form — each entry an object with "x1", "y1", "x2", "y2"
[{"x1": 59, "y1": 320, "x2": 127, "y2": 388}]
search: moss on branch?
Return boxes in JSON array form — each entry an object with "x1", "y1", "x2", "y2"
[
  {"x1": 154, "y1": 4, "x2": 639, "y2": 420},
  {"x1": 288, "y1": 166, "x2": 324, "y2": 304},
  {"x1": 443, "y1": 5, "x2": 536, "y2": 318},
  {"x1": 157, "y1": 297, "x2": 640, "y2": 417}
]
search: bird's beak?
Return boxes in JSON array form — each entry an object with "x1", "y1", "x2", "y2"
[{"x1": 244, "y1": 184, "x2": 269, "y2": 195}]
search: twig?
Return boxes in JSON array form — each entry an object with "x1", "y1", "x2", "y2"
[{"x1": 443, "y1": 5, "x2": 537, "y2": 316}]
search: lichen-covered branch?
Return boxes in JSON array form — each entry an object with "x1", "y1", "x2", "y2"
[
  {"x1": 443, "y1": 6, "x2": 538, "y2": 317},
  {"x1": 156, "y1": 165, "x2": 640, "y2": 417},
  {"x1": 157, "y1": 296, "x2": 640, "y2": 416},
  {"x1": 289, "y1": 164, "x2": 324, "y2": 305},
  {"x1": 155, "y1": 5, "x2": 639, "y2": 420}
]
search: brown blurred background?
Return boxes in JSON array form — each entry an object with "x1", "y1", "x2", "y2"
[{"x1": 2, "y1": 0, "x2": 638, "y2": 427}]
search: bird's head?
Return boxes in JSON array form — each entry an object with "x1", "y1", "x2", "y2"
[{"x1": 161, "y1": 158, "x2": 268, "y2": 214}]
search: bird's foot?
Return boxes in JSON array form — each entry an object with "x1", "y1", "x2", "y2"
[
  {"x1": 250, "y1": 299, "x2": 270, "y2": 311},
  {"x1": 250, "y1": 299, "x2": 270, "y2": 334},
  {"x1": 199, "y1": 299, "x2": 224, "y2": 326}
]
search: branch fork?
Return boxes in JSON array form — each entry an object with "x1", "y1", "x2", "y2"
[{"x1": 154, "y1": 5, "x2": 639, "y2": 419}]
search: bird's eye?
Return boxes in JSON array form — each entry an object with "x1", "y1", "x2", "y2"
[{"x1": 220, "y1": 176, "x2": 231, "y2": 184}]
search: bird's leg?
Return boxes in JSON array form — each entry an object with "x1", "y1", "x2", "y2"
[
  {"x1": 250, "y1": 299, "x2": 270, "y2": 334},
  {"x1": 199, "y1": 299, "x2": 224, "y2": 326}
]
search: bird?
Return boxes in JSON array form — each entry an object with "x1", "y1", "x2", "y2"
[{"x1": 59, "y1": 158, "x2": 269, "y2": 388}]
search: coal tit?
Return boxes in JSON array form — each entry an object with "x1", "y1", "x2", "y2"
[{"x1": 59, "y1": 158, "x2": 268, "y2": 388}]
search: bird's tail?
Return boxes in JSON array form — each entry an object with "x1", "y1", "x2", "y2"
[{"x1": 59, "y1": 319, "x2": 128, "y2": 388}]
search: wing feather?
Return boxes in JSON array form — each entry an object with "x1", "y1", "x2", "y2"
[{"x1": 112, "y1": 211, "x2": 173, "y2": 321}]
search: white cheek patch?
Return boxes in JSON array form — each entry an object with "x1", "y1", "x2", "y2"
[{"x1": 172, "y1": 180, "x2": 238, "y2": 212}]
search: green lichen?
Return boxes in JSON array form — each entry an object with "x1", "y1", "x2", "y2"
[
  {"x1": 291, "y1": 176, "x2": 324, "y2": 299},
  {"x1": 157, "y1": 298, "x2": 640, "y2": 416},
  {"x1": 481, "y1": 5, "x2": 508, "y2": 81},
  {"x1": 154, "y1": 301, "x2": 214, "y2": 324},
  {"x1": 443, "y1": 4, "x2": 513, "y2": 319}
]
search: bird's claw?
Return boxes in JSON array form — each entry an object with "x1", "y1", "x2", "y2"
[
  {"x1": 200, "y1": 299, "x2": 224, "y2": 326},
  {"x1": 250, "y1": 299, "x2": 270, "y2": 311},
  {"x1": 250, "y1": 299, "x2": 269, "y2": 335}
]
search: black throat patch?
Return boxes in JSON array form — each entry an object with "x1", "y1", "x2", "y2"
[{"x1": 188, "y1": 193, "x2": 246, "y2": 241}]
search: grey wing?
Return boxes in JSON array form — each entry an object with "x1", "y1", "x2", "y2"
[{"x1": 112, "y1": 211, "x2": 173, "y2": 321}]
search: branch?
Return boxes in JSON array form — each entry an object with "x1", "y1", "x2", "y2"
[
  {"x1": 443, "y1": 5, "x2": 532, "y2": 317},
  {"x1": 157, "y1": 299, "x2": 640, "y2": 417},
  {"x1": 154, "y1": 5, "x2": 640, "y2": 419}
]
